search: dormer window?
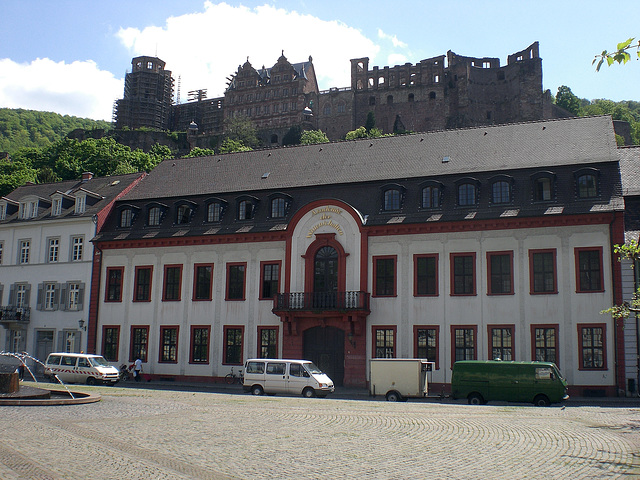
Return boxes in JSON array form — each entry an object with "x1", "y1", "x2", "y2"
[
  {"x1": 176, "y1": 205, "x2": 192, "y2": 224},
  {"x1": 269, "y1": 194, "x2": 292, "y2": 219},
  {"x1": 120, "y1": 208, "x2": 132, "y2": 228},
  {"x1": 456, "y1": 179, "x2": 479, "y2": 207},
  {"x1": 0, "y1": 203, "x2": 5, "y2": 220},
  {"x1": 75, "y1": 195, "x2": 86, "y2": 214},
  {"x1": 420, "y1": 182, "x2": 443, "y2": 209},
  {"x1": 206, "y1": 200, "x2": 226, "y2": 223},
  {"x1": 239, "y1": 200, "x2": 254, "y2": 220},
  {"x1": 531, "y1": 171, "x2": 556, "y2": 202},
  {"x1": 382, "y1": 184, "x2": 405, "y2": 212},
  {"x1": 20, "y1": 200, "x2": 38, "y2": 219},
  {"x1": 490, "y1": 176, "x2": 514, "y2": 205},
  {"x1": 148, "y1": 207, "x2": 162, "y2": 226},
  {"x1": 575, "y1": 168, "x2": 599, "y2": 199},
  {"x1": 52, "y1": 198, "x2": 62, "y2": 216}
]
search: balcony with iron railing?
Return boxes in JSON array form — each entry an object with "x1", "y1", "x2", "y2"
[
  {"x1": 273, "y1": 291, "x2": 370, "y2": 314},
  {"x1": 0, "y1": 306, "x2": 31, "y2": 325}
]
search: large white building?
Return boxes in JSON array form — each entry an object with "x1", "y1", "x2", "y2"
[
  {"x1": 89, "y1": 116, "x2": 630, "y2": 396},
  {"x1": 0, "y1": 173, "x2": 144, "y2": 366}
]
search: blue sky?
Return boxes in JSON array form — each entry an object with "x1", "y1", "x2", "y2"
[{"x1": 1, "y1": 1, "x2": 637, "y2": 121}]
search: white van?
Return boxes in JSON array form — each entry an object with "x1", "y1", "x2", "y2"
[
  {"x1": 243, "y1": 359, "x2": 335, "y2": 397},
  {"x1": 44, "y1": 353, "x2": 120, "y2": 385}
]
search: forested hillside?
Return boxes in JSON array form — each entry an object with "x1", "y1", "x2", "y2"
[{"x1": 0, "y1": 108, "x2": 111, "y2": 154}]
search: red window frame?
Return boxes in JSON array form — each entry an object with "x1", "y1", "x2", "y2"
[
  {"x1": 413, "y1": 325, "x2": 439, "y2": 369},
  {"x1": 189, "y1": 325, "x2": 211, "y2": 364},
  {"x1": 372, "y1": 255, "x2": 397, "y2": 297},
  {"x1": 257, "y1": 326, "x2": 279, "y2": 358},
  {"x1": 159, "y1": 325, "x2": 179, "y2": 364},
  {"x1": 372, "y1": 325, "x2": 397, "y2": 358},
  {"x1": 133, "y1": 265, "x2": 153, "y2": 302},
  {"x1": 259, "y1": 261, "x2": 282, "y2": 300},
  {"x1": 162, "y1": 264, "x2": 183, "y2": 301},
  {"x1": 101, "y1": 325, "x2": 120, "y2": 362},
  {"x1": 577, "y1": 323, "x2": 607, "y2": 370},
  {"x1": 530, "y1": 324, "x2": 559, "y2": 365},
  {"x1": 226, "y1": 262, "x2": 247, "y2": 301},
  {"x1": 414, "y1": 254, "x2": 439, "y2": 297},
  {"x1": 450, "y1": 325, "x2": 478, "y2": 365},
  {"x1": 486, "y1": 251, "x2": 514, "y2": 295},
  {"x1": 192, "y1": 263, "x2": 214, "y2": 301},
  {"x1": 450, "y1": 253, "x2": 476, "y2": 296},
  {"x1": 223, "y1": 325, "x2": 244, "y2": 365},
  {"x1": 105, "y1": 266, "x2": 124, "y2": 303},
  {"x1": 129, "y1": 325, "x2": 149, "y2": 363},
  {"x1": 487, "y1": 324, "x2": 515, "y2": 360},
  {"x1": 574, "y1": 247, "x2": 604, "y2": 293},
  {"x1": 529, "y1": 249, "x2": 558, "y2": 294}
]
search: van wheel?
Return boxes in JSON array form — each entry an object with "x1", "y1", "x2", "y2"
[
  {"x1": 468, "y1": 393, "x2": 484, "y2": 405},
  {"x1": 533, "y1": 394, "x2": 550, "y2": 407},
  {"x1": 386, "y1": 391, "x2": 402, "y2": 402},
  {"x1": 251, "y1": 385, "x2": 264, "y2": 396},
  {"x1": 302, "y1": 387, "x2": 316, "y2": 398},
  {"x1": 86, "y1": 377, "x2": 97, "y2": 386}
]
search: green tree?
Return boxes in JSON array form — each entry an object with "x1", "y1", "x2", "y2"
[
  {"x1": 218, "y1": 139, "x2": 252, "y2": 154},
  {"x1": 225, "y1": 115, "x2": 260, "y2": 149},
  {"x1": 282, "y1": 126, "x2": 303, "y2": 146},
  {"x1": 365, "y1": 111, "x2": 376, "y2": 132},
  {"x1": 594, "y1": 38, "x2": 640, "y2": 71},
  {"x1": 345, "y1": 126, "x2": 368, "y2": 140},
  {"x1": 555, "y1": 86, "x2": 581, "y2": 115},
  {"x1": 183, "y1": 147, "x2": 217, "y2": 158},
  {"x1": 602, "y1": 241, "x2": 640, "y2": 318},
  {"x1": 300, "y1": 130, "x2": 329, "y2": 145}
]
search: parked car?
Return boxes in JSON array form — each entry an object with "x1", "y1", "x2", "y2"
[
  {"x1": 243, "y1": 359, "x2": 334, "y2": 397},
  {"x1": 44, "y1": 353, "x2": 120, "y2": 385},
  {"x1": 451, "y1": 360, "x2": 569, "y2": 406}
]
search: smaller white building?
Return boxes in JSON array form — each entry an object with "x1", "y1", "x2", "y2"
[{"x1": 0, "y1": 172, "x2": 144, "y2": 367}]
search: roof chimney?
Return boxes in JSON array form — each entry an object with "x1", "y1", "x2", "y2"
[{"x1": 82, "y1": 172, "x2": 94, "y2": 182}]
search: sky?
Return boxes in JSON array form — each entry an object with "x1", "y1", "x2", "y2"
[{"x1": 1, "y1": 0, "x2": 638, "y2": 121}]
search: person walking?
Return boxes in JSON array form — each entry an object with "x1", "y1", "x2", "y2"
[{"x1": 133, "y1": 357, "x2": 142, "y2": 382}]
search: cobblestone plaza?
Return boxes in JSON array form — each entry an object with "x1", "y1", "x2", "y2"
[{"x1": 1, "y1": 383, "x2": 639, "y2": 479}]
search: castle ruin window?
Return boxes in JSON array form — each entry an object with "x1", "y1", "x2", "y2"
[
  {"x1": 369, "y1": 96, "x2": 376, "y2": 106},
  {"x1": 410, "y1": 73, "x2": 416, "y2": 85},
  {"x1": 429, "y1": 92, "x2": 436, "y2": 100},
  {"x1": 434, "y1": 75, "x2": 440, "y2": 83},
  {"x1": 387, "y1": 95, "x2": 393, "y2": 105},
  {"x1": 336, "y1": 103, "x2": 345, "y2": 113},
  {"x1": 483, "y1": 62, "x2": 491, "y2": 68},
  {"x1": 270, "y1": 134, "x2": 278, "y2": 144},
  {"x1": 497, "y1": 71, "x2": 505, "y2": 81},
  {"x1": 323, "y1": 104, "x2": 331, "y2": 115},
  {"x1": 369, "y1": 77, "x2": 375, "y2": 88},
  {"x1": 357, "y1": 61, "x2": 364, "y2": 72},
  {"x1": 408, "y1": 94, "x2": 415, "y2": 102}
]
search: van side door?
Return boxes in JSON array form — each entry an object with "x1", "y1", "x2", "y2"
[
  {"x1": 287, "y1": 362, "x2": 311, "y2": 395},
  {"x1": 264, "y1": 362, "x2": 287, "y2": 393},
  {"x1": 76, "y1": 356, "x2": 93, "y2": 383},
  {"x1": 59, "y1": 355, "x2": 78, "y2": 383}
]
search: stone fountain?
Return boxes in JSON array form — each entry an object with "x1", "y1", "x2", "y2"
[{"x1": 0, "y1": 352, "x2": 100, "y2": 406}]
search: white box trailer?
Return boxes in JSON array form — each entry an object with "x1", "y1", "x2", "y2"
[{"x1": 369, "y1": 358, "x2": 435, "y2": 401}]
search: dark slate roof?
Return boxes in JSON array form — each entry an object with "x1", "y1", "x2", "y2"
[
  {"x1": 618, "y1": 146, "x2": 640, "y2": 195},
  {"x1": 1, "y1": 173, "x2": 144, "y2": 223},
  {"x1": 122, "y1": 116, "x2": 619, "y2": 202}
]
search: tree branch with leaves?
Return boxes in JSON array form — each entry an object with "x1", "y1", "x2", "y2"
[
  {"x1": 594, "y1": 38, "x2": 640, "y2": 71},
  {"x1": 602, "y1": 240, "x2": 640, "y2": 318}
]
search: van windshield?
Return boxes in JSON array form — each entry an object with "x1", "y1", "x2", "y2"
[
  {"x1": 304, "y1": 362, "x2": 323, "y2": 374},
  {"x1": 89, "y1": 356, "x2": 109, "y2": 367}
]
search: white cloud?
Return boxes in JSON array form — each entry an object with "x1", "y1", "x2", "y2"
[
  {"x1": 116, "y1": 2, "x2": 380, "y2": 100},
  {"x1": 387, "y1": 53, "x2": 408, "y2": 66},
  {"x1": 0, "y1": 58, "x2": 122, "y2": 121},
  {"x1": 377, "y1": 29, "x2": 407, "y2": 49}
]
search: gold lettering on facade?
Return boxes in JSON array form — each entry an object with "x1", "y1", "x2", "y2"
[{"x1": 307, "y1": 206, "x2": 345, "y2": 238}]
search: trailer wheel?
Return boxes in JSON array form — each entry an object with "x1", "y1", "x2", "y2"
[
  {"x1": 386, "y1": 391, "x2": 402, "y2": 402},
  {"x1": 468, "y1": 393, "x2": 484, "y2": 405},
  {"x1": 533, "y1": 394, "x2": 550, "y2": 407}
]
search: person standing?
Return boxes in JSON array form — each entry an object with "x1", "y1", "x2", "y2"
[{"x1": 134, "y1": 357, "x2": 142, "y2": 382}]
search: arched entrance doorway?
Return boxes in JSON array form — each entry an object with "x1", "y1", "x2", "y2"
[{"x1": 303, "y1": 326, "x2": 344, "y2": 386}]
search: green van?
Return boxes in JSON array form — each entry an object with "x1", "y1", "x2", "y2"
[{"x1": 451, "y1": 361, "x2": 569, "y2": 406}]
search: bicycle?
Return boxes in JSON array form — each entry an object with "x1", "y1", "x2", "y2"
[{"x1": 225, "y1": 366, "x2": 243, "y2": 385}]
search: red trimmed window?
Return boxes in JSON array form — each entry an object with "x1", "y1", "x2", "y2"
[
  {"x1": 414, "y1": 254, "x2": 438, "y2": 296},
  {"x1": 159, "y1": 326, "x2": 179, "y2": 363},
  {"x1": 451, "y1": 325, "x2": 477, "y2": 363},
  {"x1": 223, "y1": 326, "x2": 244, "y2": 365},
  {"x1": 162, "y1": 265, "x2": 182, "y2": 301},
  {"x1": 133, "y1": 266, "x2": 153, "y2": 302},
  {"x1": 190, "y1": 326, "x2": 210, "y2": 364},
  {"x1": 260, "y1": 261, "x2": 281, "y2": 300},
  {"x1": 450, "y1": 253, "x2": 476, "y2": 296},
  {"x1": 487, "y1": 251, "x2": 514, "y2": 295},
  {"x1": 226, "y1": 263, "x2": 246, "y2": 300},
  {"x1": 529, "y1": 249, "x2": 557, "y2": 294},
  {"x1": 130, "y1": 326, "x2": 149, "y2": 362},
  {"x1": 193, "y1": 263, "x2": 214, "y2": 300},
  {"x1": 258, "y1": 326, "x2": 278, "y2": 358},
  {"x1": 488, "y1": 325, "x2": 515, "y2": 360},
  {"x1": 373, "y1": 326, "x2": 396, "y2": 358},
  {"x1": 575, "y1": 247, "x2": 604, "y2": 293},
  {"x1": 531, "y1": 324, "x2": 559, "y2": 365},
  {"x1": 578, "y1": 323, "x2": 606, "y2": 370},
  {"x1": 373, "y1": 256, "x2": 397, "y2": 297},
  {"x1": 102, "y1": 326, "x2": 120, "y2": 362},
  {"x1": 414, "y1": 325, "x2": 439, "y2": 369},
  {"x1": 105, "y1": 267, "x2": 124, "y2": 302}
]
